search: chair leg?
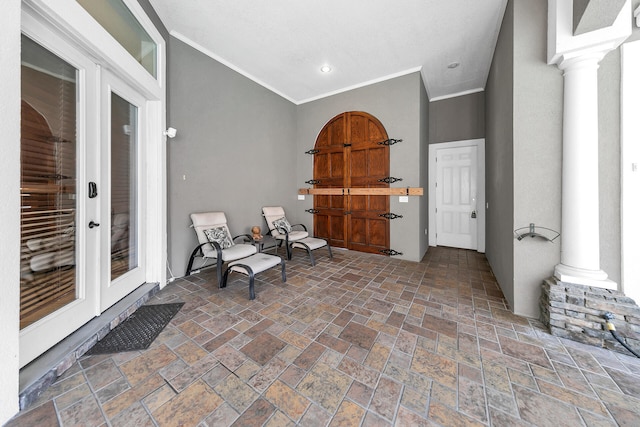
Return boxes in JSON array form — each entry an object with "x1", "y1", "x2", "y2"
[
  {"x1": 217, "y1": 257, "x2": 223, "y2": 287},
  {"x1": 248, "y1": 269, "x2": 256, "y2": 300},
  {"x1": 221, "y1": 267, "x2": 230, "y2": 288},
  {"x1": 185, "y1": 246, "x2": 202, "y2": 275},
  {"x1": 326, "y1": 243, "x2": 333, "y2": 259},
  {"x1": 286, "y1": 243, "x2": 293, "y2": 260},
  {"x1": 293, "y1": 242, "x2": 315, "y2": 266},
  {"x1": 224, "y1": 264, "x2": 257, "y2": 300},
  {"x1": 281, "y1": 261, "x2": 286, "y2": 282}
]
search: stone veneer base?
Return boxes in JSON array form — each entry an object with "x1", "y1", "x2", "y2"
[{"x1": 540, "y1": 277, "x2": 640, "y2": 356}]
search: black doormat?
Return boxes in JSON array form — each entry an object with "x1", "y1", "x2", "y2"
[{"x1": 87, "y1": 302, "x2": 184, "y2": 355}]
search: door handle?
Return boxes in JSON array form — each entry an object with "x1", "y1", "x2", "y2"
[
  {"x1": 471, "y1": 211, "x2": 477, "y2": 219},
  {"x1": 89, "y1": 221, "x2": 100, "y2": 228},
  {"x1": 88, "y1": 182, "x2": 98, "y2": 198}
]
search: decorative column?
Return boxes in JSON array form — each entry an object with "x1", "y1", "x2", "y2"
[
  {"x1": 553, "y1": 52, "x2": 611, "y2": 287},
  {"x1": 547, "y1": 0, "x2": 631, "y2": 288}
]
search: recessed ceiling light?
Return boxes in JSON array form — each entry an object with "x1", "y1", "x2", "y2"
[
  {"x1": 447, "y1": 62, "x2": 460, "y2": 69},
  {"x1": 320, "y1": 65, "x2": 332, "y2": 73}
]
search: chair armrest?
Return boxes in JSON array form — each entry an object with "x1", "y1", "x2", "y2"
[
  {"x1": 291, "y1": 223, "x2": 307, "y2": 232},
  {"x1": 205, "y1": 240, "x2": 223, "y2": 258},
  {"x1": 233, "y1": 234, "x2": 254, "y2": 244}
]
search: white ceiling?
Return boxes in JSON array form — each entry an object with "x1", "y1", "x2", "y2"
[{"x1": 148, "y1": 0, "x2": 508, "y2": 104}]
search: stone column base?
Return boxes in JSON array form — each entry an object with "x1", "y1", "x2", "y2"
[{"x1": 540, "y1": 277, "x2": 640, "y2": 356}]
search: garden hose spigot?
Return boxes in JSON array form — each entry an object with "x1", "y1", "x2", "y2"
[
  {"x1": 602, "y1": 312, "x2": 640, "y2": 358},
  {"x1": 603, "y1": 312, "x2": 616, "y2": 331}
]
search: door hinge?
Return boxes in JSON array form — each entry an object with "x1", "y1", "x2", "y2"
[
  {"x1": 377, "y1": 138, "x2": 402, "y2": 146},
  {"x1": 378, "y1": 176, "x2": 403, "y2": 184},
  {"x1": 343, "y1": 143, "x2": 352, "y2": 147},
  {"x1": 305, "y1": 179, "x2": 321, "y2": 185},
  {"x1": 344, "y1": 211, "x2": 352, "y2": 215},
  {"x1": 378, "y1": 212, "x2": 403, "y2": 220},
  {"x1": 380, "y1": 249, "x2": 403, "y2": 256},
  {"x1": 305, "y1": 149, "x2": 320, "y2": 155},
  {"x1": 305, "y1": 209, "x2": 320, "y2": 214}
]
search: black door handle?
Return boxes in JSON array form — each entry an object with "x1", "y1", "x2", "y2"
[{"x1": 89, "y1": 221, "x2": 100, "y2": 228}]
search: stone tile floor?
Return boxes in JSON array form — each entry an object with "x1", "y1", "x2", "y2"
[{"x1": 6, "y1": 246, "x2": 640, "y2": 426}]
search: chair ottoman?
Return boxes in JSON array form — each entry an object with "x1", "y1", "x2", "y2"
[
  {"x1": 221, "y1": 253, "x2": 286, "y2": 300},
  {"x1": 290, "y1": 237, "x2": 332, "y2": 266}
]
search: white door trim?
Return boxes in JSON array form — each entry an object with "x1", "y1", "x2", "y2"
[
  {"x1": 429, "y1": 139, "x2": 485, "y2": 252},
  {"x1": 621, "y1": 41, "x2": 640, "y2": 303}
]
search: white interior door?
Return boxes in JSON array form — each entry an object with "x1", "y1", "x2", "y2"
[
  {"x1": 19, "y1": 24, "x2": 100, "y2": 368},
  {"x1": 436, "y1": 145, "x2": 478, "y2": 250},
  {"x1": 100, "y1": 72, "x2": 147, "y2": 311}
]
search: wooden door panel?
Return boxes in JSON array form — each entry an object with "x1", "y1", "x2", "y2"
[
  {"x1": 350, "y1": 150, "x2": 367, "y2": 177},
  {"x1": 368, "y1": 119, "x2": 384, "y2": 142},
  {"x1": 350, "y1": 218, "x2": 366, "y2": 244},
  {"x1": 314, "y1": 153, "x2": 330, "y2": 179},
  {"x1": 330, "y1": 152, "x2": 344, "y2": 178},
  {"x1": 329, "y1": 215, "x2": 346, "y2": 247},
  {"x1": 369, "y1": 219, "x2": 388, "y2": 246},
  {"x1": 329, "y1": 115, "x2": 345, "y2": 144},
  {"x1": 369, "y1": 194, "x2": 387, "y2": 211},
  {"x1": 351, "y1": 194, "x2": 367, "y2": 211},
  {"x1": 367, "y1": 147, "x2": 387, "y2": 176},
  {"x1": 349, "y1": 114, "x2": 366, "y2": 143}
]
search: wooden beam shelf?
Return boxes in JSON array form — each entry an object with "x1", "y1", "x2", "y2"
[{"x1": 298, "y1": 187, "x2": 423, "y2": 196}]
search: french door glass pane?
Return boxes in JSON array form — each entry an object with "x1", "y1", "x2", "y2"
[
  {"x1": 20, "y1": 35, "x2": 78, "y2": 329},
  {"x1": 111, "y1": 93, "x2": 138, "y2": 280}
]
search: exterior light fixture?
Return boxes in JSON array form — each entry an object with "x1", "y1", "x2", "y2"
[
  {"x1": 320, "y1": 65, "x2": 332, "y2": 73},
  {"x1": 163, "y1": 127, "x2": 177, "y2": 138}
]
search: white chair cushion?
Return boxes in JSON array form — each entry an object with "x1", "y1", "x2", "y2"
[
  {"x1": 191, "y1": 212, "x2": 235, "y2": 258},
  {"x1": 291, "y1": 237, "x2": 327, "y2": 251},
  {"x1": 281, "y1": 230, "x2": 308, "y2": 241},
  {"x1": 228, "y1": 253, "x2": 281, "y2": 275},
  {"x1": 262, "y1": 206, "x2": 309, "y2": 240},
  {"x1": 220, "y1": 244, "x2": 256, "y2": 261}
]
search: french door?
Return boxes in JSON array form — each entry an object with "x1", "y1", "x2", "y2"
[
  {"x1": 19, "y1": 28, "x2": 100, "y2": 367},
  {"x1": 20, "y1": 24, "x2": 149, "y2": 367},
  {"x1": 100, "y1": 73, "x2": 147, "y2": 311}
]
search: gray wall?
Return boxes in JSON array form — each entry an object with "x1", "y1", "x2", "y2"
[
  {"x1": 167, "y1": 38, "x2": 297, "y2": 276},
  {"x1": 295, "y1": 72, "x2": 427, "y2": 261},
  {"x1": 429, "y1": 91, "x2": 485, "y2": 144},
  {"x1": 512, "y1": 0, "x2": 563, "y2": 317},
  {"x1": 485, "y1": 0, "x2": 515, "y2": 311}
]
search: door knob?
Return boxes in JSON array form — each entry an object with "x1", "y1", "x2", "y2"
[{"x1": 89, "y1": 221, "x2": 100, "y2": 228}]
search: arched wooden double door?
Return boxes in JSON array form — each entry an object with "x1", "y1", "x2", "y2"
[{"x1": 312, "y1": 112, "x2": 390, "y2": 254}]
